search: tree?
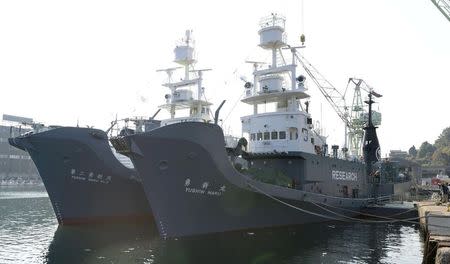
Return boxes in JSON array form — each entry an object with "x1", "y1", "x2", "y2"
[
  {"x1": 435, "y1": 127, "x2": 450, "y2": 149},
  {"x1": 408, "y1": 145, "x2": 417, "y2": 158},
  {"x1": 431, "y1": 146, "x2": 450, "y2": 166},
  {"x1": 417, "y1": 141, "x2": 436, "y2": 159}
]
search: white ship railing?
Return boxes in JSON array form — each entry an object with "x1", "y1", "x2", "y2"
[{"x1": 259, "y1": 14, "x2": 286, "y2": 29}]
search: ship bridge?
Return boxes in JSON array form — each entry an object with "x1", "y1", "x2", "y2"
[{"x1": 240, "y1": 14, "x2": 327, "y2": 156}]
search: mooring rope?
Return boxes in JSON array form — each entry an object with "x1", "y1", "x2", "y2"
[
  {"x1": 317, "y1": 200, "x2": 418, "y2": 220},
  {"x1": 311, "y1": 201, "x2": 421, "y2": 224},
  {"x1": 247, "y1": 181, "x2": 450, "y2": 229},
  {"x1": 247, "y1": 182, "x2": 353, "y2": 222}
]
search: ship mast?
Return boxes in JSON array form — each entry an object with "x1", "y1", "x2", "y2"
[
  {"x1": 363, "y1": 91, "x2": 382, "y2": 176},
  {"x1": 156, "y1": 30, "x2": 212, "y2": 126}
]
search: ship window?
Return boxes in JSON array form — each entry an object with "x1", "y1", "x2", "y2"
[
  {"x1": 279, "y1": 131, "x2": 286, "y2": 139},
  {"x1": 257, "y1": 132, "x2": 262, "y2": 141},
  {"x1": 271, "y1": 131, "x2": 278, "y2": 140},
  {"x1": 263, "y1": 132, "x2": 270, "y2": 140},
  {"x1": 250, "y1": 133, "x2": 256, "y2": 141},
  {"x1": 311, "y1": 138, "x2": 314, "y2": 144}
]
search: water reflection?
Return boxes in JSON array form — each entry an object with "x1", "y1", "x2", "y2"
[
  {"x1": 0, "y1": 187, "x2": 424, "y2": 264},
  {"x1": 44, "y1": 222, "x2": 423, "y2": 264},
  {"x1": 0, "y1": 186, "x2": 56, "y2": 264}
]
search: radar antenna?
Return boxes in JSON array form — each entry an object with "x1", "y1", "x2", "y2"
[{"x1": 156, "y1": 67, "x2": 182, "y2": 86}]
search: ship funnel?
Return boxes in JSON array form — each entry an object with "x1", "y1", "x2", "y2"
[{"x1": 214, "y1": 100, "x2": 226, "y2": 125}]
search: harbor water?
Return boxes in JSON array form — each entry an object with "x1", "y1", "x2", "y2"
[{"x1": 1, "y1": 186, "x2": 424, "y2": 264}]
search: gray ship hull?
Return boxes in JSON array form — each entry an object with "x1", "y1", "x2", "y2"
[
  {"x1": 120, "y1": 122, "x2": 374, "y2": 238},
  {"x1": 9, "y1": 127, "x2": 153, "y2": 224}
]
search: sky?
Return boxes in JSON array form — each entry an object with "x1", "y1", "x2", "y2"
[{"x1": 0, "y1": 0, "x2": 449, "y2": 155}]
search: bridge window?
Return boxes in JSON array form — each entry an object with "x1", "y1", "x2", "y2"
[
  {"x1": 271, "y1": 131, "x2": 278, "y2": 140},
  {"x1": 279, "y1": 131, "x2": 286, "y2": 139},
  {"x1": 257, "y1": 132, "x2": 263, "y2": 141},
  {"x1": 250, "y1": 133, "x2": 256, "y2": 141},
  {"x1": 263, "y1": 132, "x2": 270, "y2": 140}
]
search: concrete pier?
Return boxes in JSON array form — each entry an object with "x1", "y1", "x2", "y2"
[{"x1": 418, "y1": 201, "x2": 450, "y2": 263}]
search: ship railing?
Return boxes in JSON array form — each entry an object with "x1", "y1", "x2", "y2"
[
  {"x1": 107, "y1": 116, "x2": 152, "y2": 137},
  {"x1": 259, "y1": 14, "x2": 286, "y2": 29},
  {"x1": 161, "y1": 116, "x2": 211, "y2": 127},
  {"x1": 7, "y1": 124, "x2": 45, "y2": 138}
]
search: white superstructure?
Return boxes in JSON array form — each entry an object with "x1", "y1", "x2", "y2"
[
  {"x1": 241, "y1": 14, "x2": 327, "y2": 155},
  {"x1": 158, "y1": 30, "x2": 212, "y2": 126}
]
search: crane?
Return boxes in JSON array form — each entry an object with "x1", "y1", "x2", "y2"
[
  {"x1": 344, "y1": 78, "x2": 382, "y2": 158},
  {"x1": 295, "y1": 53, "x2": 381, "y2": 159},
  {"x1": 295, "y1": 53, "x2": 352, "y2": 156},
  {"x1": 295, "y1": 53, "x2": 349, "y2": 126},
  {"x1": 431, "y1": 0, "x2": 450, "y2": 21}
]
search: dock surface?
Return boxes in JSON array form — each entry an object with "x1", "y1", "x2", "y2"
[{"x1": 418, "y1": 201, "x2": 450, "y2": 263}]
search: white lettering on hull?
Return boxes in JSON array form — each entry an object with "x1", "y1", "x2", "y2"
[
  {"x1": 184, "y1": 178, "x2": 225, "y2": 197},
  {"x1": 331, "y1": 170, "x2": 358, "y2": 181},
  {"x1": 185, "y1": 187, "x2": 224, "y2": 196},
  {"x1": 70, "y1": 169, "x2": 112, "y2": 184}
]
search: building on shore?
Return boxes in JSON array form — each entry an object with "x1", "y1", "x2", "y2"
[
  {"x1": 0, "y1": 114, "x2": 41, "y2": 185},
  {"x1": 387, "y1": 150, "x2": 422, "y2": 185}
]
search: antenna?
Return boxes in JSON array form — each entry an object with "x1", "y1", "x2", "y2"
[
  {"x1": 189, "y1": 68, "x2": 212, "y2": 73},
  {"x1": 156, "y1": 67, "x2": 182, "y2": 72},
  {"x1": 245, "y1": 61, "x2": 266, "y2": 72},
  {"x1": 156, "y1": 67, "x2": 182, "y2": 81},
  {"x1": 185, "y1": 29, "x2": 192, "y2": 45},
  {"x1": 245, "y1": 60, "x2": 266, "y2": 66}
]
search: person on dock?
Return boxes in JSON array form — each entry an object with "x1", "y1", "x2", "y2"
[{"x1": 441, "y1": 183, "x2": 449, "y2": 203}]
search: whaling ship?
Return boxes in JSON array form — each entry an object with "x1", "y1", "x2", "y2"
[
  {"x1": 8, "y1": 123, "x2": 155, "y2": 224},
  {"x1": 8, "y1": 30, "x2": 221, "y2": 225},
  {"x1": 116, "y1": 14, "x2": 395, "y2": 238}
]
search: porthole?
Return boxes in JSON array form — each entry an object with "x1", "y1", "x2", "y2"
[{"x1": 159, "y1": 160, "x2": 169, "y2": 170}]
